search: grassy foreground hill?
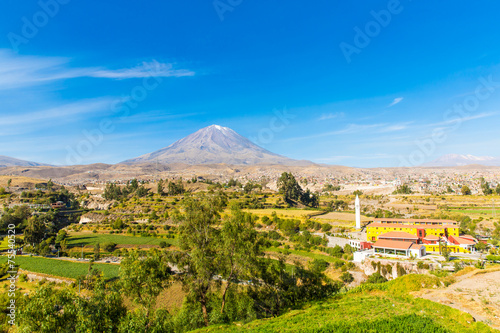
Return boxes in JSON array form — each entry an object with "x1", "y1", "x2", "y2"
[{"x1": 196, "y1": 274, "x2": 497, "y2": 333}]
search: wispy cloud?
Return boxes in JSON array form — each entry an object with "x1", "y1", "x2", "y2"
[
  {"x1": 317, "y1": 112, "x2": 344, "y2": 121},
  {"x1": 117, "y1": 110, "x2": 204, "y2": 123},
  {"x1": 388, "y1": 97, "x2": 403, "y2": 107},
  {"x1": 0, "y1": 50, "x2": 195, "y2": 90},
  {"x1": 429, "y1": 111, "x2": 499, "y2": 128},
  {"x1": 0, "y1": 98, "x2": 113, "y2": 127},
  {"x1": 88, "y1": 60, "x2": 195, "y2": 79},
  {"x1": 379, "y1": 122, "x2": 413, "y2": 132}
]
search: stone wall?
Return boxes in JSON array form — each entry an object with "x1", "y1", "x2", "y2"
[{"x1": 357, "y1": 258, "x2": 438, "y2": 280}]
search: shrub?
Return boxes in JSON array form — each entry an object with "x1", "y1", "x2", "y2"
[
  {"x1": 396, "y1": 264, "x2": 406, "y2": 277},
  {"x1": 366, "y1": 272, "x2": 388, "y2": 284},
  {"x1": 340, "y1": 272, "x2": 354, "y2": 284},
  {"x1": 103, "y1": 242, "x2": 117, "y2": 252}
]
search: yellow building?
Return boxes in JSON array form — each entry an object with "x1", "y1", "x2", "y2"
[
  {"x1": 366, "y1": 218, "x2": 467, "y2": 254},
  {"x1": 367, "y1": 223, "x2": 459, "y2": 242}
]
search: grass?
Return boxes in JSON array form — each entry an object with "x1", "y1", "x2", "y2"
[
  {"x1": 67, "y1": 232, "x2": 178, "y2": 247},
  {"x1": 266, "y1": 247, "x2": 342, "y2": 264},
  {"x1": 0, "y1": 237, "x2": 10, "y2": 251},
  {"x1": 0, "y1": 175, "x2": 47, "y2": 187},
  {"x1": 0, "y1": 235, "x2": 24, "y2": 251},
  {"x1": 196, "y1": 275, "x2": 496, "y2": 333},
  {"x1": 449, "y1": 209, "x2": 496, "y2": 215},
  {"x1": 0, "y1": 255, "x2": 120, "y2": 280}
]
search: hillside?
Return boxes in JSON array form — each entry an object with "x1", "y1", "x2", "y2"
[
  {"x1": 196, "y1": 274, "x2": 498, "y2": 333},
  {"x1": 0, "y1": 155, "x2": 47, "y2": 167}
]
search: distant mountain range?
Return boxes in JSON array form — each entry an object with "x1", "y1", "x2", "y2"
[
  {"x1": 423, "y1": 154, "x2": 500, "y2": 167},
  {"x1": 0, "y1": 155, "x2": 47, "y2": 168},
  {"x1": 122, "y1": 125, "x2": 313, "y2": 166}
]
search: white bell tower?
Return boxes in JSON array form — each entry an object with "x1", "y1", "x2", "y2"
[{"x1": 355, "y1": 195, "x2": 361, "y2": 229}]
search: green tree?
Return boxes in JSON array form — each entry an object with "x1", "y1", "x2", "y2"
[
  {"x1": 393, "y1": 184, "x2": 412, "y2": 194},
  {"x1": 120, "y1": 250, "x2": 172, "y2": 322},
  {"x1": 94, "y1": 243, "x2": 100, "y2": 260},
  {"x1": 461, "y1": 185, "x2": 471, "y2": 195},
  {"x1": 167, "y1": 179, "x2": 185, "y2": 196},
  {"x1": 24, "y1": 215, "x2": 47, "y2": 246},
  {"x1": 218, "y1": 209, "x2": 261, "y2": 315},
  {"x1": 475, "y1": 241, "x2": 487, "y2": 253},
  {"x1": 47, "y1": 179, "x2": 54, "y2": 191},
  {"x1": 277, "y1": 172, "x2": 303, "y2": 203},
  {"x1": 157, "y1": 179, "x2": 164, "y2": 195},
  {"x1": 171, "y1": 196, "x2": 222, "y2": 326},
  {"x1": 481, "y1": 177, "x2": 493, "y2": 195},
  {"x1": 18, "y1": 283, "x2": 126, "y2": 333}
]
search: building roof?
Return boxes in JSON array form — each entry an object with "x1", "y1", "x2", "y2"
[
  {"x1": 449, "y1": 236, "x2": 476, "y2": 245},
  {"x1": 372, "y1": 239, "x2": 414, "y2": 251},
  {"x1": 368, "y1": 222, "x2": 458, "y2": 230},
  {"x1": 409, "y1": 243, "x2": 425, "y2": 250},
  {"x1": 373, "y1": 218, "x2": 458, "y2": 224},
  {"x1": 378, "y1": 231, "x2": 418, "y2": 240},
  {"x1": 423, "y1": 235, "x2": 440, "y2": 240},
  {"x1": 460, "y1": 235, "x2": 476, "y2": 241}
]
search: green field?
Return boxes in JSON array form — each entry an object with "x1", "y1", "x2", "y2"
[
  {"x1": 243, "y1": 209, "x2": 323, "y2": 218},
  {"x1": 450, "y1": 209, "x2": 496, "y2": 215},
  {"x1": 0, "y1": 256, "x2": 120, "y2": 280},
  {"x1": 67, "y1": 232, "x2": 178, "y2": 247}
]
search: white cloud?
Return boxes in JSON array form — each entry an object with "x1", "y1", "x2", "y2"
[
  {"x1": 0, "y1": 98, "x2": 113, "y2": 127},
  {"x1": 318, "y1": 112, "x2": 344, "y2": 121},
  {"x1": 0, "y1": 50, "x2": 195, "y2": 90},
  {"x1": 388, "y1": 97, "x2": 404, "y2": 107},
  {"x1": 88, "y1": 60, "x2": 195, "y2": 79},
  {"x1": 379, "y1": 122, "x2": 413, "y2": 133},
  {"x1": 429, "y1": 111, "x2": 499, "y2": 128}
]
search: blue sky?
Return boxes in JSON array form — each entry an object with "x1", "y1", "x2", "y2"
[{"x1": 1, "y1": 0, "x2": 500, "y2": 167}]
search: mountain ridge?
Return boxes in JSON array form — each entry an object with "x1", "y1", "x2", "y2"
[
  {"x1": 423, "y1": 154, "x2": 500, "y2": 167},
  {"x1": 122, "y1": 125, "x2": 313, "y2": 166},
  {"x1": 0, "y1": 155, "x2": 48, "y2": 168}
]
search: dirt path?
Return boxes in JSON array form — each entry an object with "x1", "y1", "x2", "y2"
[{"x1": 414, "y1": 269, "x2": 500, "y2": 329}]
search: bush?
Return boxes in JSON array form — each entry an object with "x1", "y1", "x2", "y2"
[
  {"x1": 417, "y1": 261, "x2": 430, "y2": 270},
  {"x1": 366, "y1": 272, "x2": 388, "y2": 284},
  {"x1": 103, "y1": 242, "x2": 117, "y2": 252},
  {"x1": 396, "y1": 264, "x2": 406, "y2": 277},
  {"x1": 340, "y1": 272, "x2": 354, "y2": 284},
  {"x1": 159, "y1": 241, "x2": 168, "y2": 248}
]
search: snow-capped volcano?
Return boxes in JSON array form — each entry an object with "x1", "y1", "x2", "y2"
[{"x1": 122, "y1": 125, "x2": 312, "y2": 166}]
